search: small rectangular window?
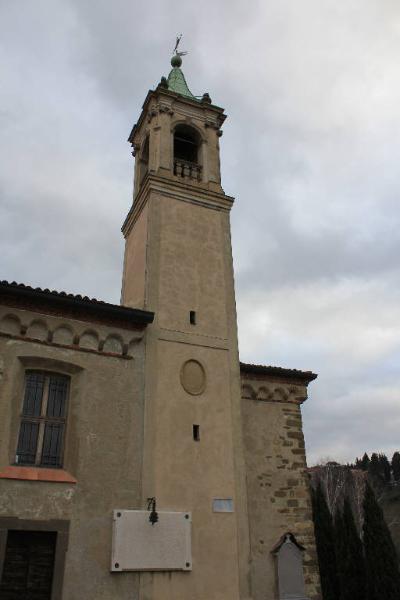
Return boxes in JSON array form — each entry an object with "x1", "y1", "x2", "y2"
[
  {"x1": 16, "y1": 371, "x2": 69, "y2": 468},
  {"x1": 193, "y1": 424, "x2": 200, "y2": 441},
  {"x1": 189, "y1": 311, "x2": 196, "y2": 325}
]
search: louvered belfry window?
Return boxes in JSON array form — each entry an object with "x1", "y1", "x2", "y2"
[{"x1": 16, "y1": 371, "x2": 69, "y2": 468}]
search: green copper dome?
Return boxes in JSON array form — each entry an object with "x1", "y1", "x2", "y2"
[{"x1": 167, "y1": 55, "x2": 196, "y2": 99}]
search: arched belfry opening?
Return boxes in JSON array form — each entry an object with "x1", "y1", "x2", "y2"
[
  {"x1": 174, "y1": 125, "x2": 199, "y2": 163},
  {"x1": 173, "y1": 124, "x2": 202, "y2": 181}
]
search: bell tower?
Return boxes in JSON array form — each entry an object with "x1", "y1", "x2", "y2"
[
  {"x1": 121, "y1": 54, "x2": 251, "y2": 600},
  {"x1": 121, "y1": 52, "x2": 228, "y2": 314}
]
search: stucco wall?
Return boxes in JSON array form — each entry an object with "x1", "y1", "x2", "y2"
[
  {"x1": 156, "y1": 192, "x2": 229, "y2": 339},
  {"x1": 122, "y1": 95, "x2": 249, "y2": 596},
  {"x1": 121, "y1": 201, "x2": 149, "y2": 310},
  {"x1": 0, "y1": 306, "x2": 146, "y2": 600},
  {"x1": 132, "y1": 185, "x2": 247, "y2": 599},
  {"x1": 241, "y1": 374, "x2": 321, "y2": 600},
  {"x1": 139, "y1": 337, "x2": 241, "y2": 600}
]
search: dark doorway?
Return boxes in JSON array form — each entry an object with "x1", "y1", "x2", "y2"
[{"x1": 0, "y1": 530, "x2": 57, "y2": 600}]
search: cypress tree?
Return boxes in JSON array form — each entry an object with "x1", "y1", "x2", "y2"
[
  {"x1": 369, "y1": 453, "x2": 383, "y2": 483},
  {"x1": 361, "y1": 452, "x2": 370, "y2": 471},
  {"x1": 340, "y1": 497, "x2": 366, "y2": 600},
  {"x1": 363, "y1": 481, "x2": 400, "y2": 600},
  {"x1": 378, "y1": 453, "x2": 391, "y2": 483},
  {"x1": 311, "y1": 483, "x2": 340, "y2": 600},
  {"x1": 392, "y1": 451, "x2": 400, "y2": 482},
  {"x1": 334, "y1": 507, "x2": 346, "y2": 599}
]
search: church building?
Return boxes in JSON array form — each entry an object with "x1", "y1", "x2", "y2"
[{"x1": 0, "y1": 52, "x2": 321, "y2": 600}]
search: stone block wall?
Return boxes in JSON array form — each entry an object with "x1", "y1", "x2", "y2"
[{"x1": 241, "y1": 372, "x2": 321, "y2": 600}]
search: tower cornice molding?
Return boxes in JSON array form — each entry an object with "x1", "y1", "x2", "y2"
[
  {"x1": 128, "y1": 88, "x2": 226, "y2": 146},
  {"x1": 121, "y1": 173, "x2": 234, "y2": 238}
]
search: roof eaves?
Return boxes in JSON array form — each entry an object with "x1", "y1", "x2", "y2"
[
  {"x1": 0, "y1": 281, "x2": 154, "y2": 329},
  {"x1": 240, "y1": 361, "x2": 317, "y2": 384}
]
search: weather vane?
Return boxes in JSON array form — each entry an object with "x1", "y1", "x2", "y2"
[{"x1": 173, "y1": 34, "x2": 188, "y2": 57}]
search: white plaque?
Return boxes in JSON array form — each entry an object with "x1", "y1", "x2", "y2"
[
  {"x1": 212, "y1": 498, "x2": 234, "y2": 512},
  {"x1": 111, "y1": 510, "x2": 192, "y2": 572}
]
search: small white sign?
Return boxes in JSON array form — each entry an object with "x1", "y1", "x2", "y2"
[{"x1": 212, "y1": 498, "x2": 234, "y2": 512}]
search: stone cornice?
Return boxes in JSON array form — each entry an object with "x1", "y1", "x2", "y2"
[
  {"x1": 128, "y1": 87, "x2": 226, "y2": 144},
  {"x1": 122, "y1": 173, "x2": 234, "y2": 238}
]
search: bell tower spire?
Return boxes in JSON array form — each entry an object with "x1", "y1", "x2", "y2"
[
  {"x1": 167, "y1": 53, "x2": 196, "y2": 99},
  {"x1": 127, "y1": 50, "x2": 225, "y2": 208},
  {"x1": 121, "y1": 53, "x2": 251, "y2": 600}
]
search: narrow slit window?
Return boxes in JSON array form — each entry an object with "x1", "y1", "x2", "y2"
[
  {"x1": 190, "y1": 311, "x2": 196, "y2": 325},
  {"x1": 193, "y1": 424, "x2": 200, "y2": 441}
]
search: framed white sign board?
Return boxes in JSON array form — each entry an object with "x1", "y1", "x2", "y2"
[{"x1": 111, "y1": 510, "x2": 192, "y2": 572}]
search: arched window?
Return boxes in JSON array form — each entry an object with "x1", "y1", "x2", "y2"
[
  {"x1": 174, "y1": 125, "x2": 199, "y2": 163},
  {"x1": 273, "y1": 533, "x2": 307, "y2": 600},
  {"x1": 173, "y1": 125, "x2": 202, "y2": 181}
]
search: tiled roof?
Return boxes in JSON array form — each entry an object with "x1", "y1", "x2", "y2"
[
  {"x1": 1, "y1": 280, "x2": 106, "y2": 305},
  {"x1": 0, "y1": 280, "x2": 154, "y2": 328},
  {"x1": 240, "y1": 362, "x2": 317, "y2": 383}
]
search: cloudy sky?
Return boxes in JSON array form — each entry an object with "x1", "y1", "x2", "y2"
[{"x1": 1, "y1": 1, "x2": 400, "y2": 465}]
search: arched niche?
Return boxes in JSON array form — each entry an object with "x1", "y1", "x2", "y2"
[
  {"x1": 103, "y1": 335, "x2": 123, "y2": 355},
  {"x1": 0, "y1": 314, "x2": 21, "y2": 336},
  {"x1": 258, "y1": 386, "x2": 273, "y2": 402},
  {"x1": 274, "y1": 387, "x2": 289, "y2": 402},
  {"x1": 52, "y1": 325, "x2": 74, "y2": 346},
  {"x1": 241, "y1": 383, "x2": 256, "y2": 400},
  {"x1": 26, "y1": 319, "x2": 48, "y2": 341},
  {"x1": 272, "y1": 533, "x2": 308, "y2": 600},
  {"x1": 79, "y1": 330, "x2": 99, "y2": 351}
]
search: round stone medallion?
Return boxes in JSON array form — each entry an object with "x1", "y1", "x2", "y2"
[{"x1": 180, "y1": 360, "x2": 206, "y2": 396}]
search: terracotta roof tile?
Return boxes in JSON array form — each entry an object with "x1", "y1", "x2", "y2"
[
  {"x1": 0, "y1": 280, "x2": 154, "y2": 328},
  {"x1": 1, "y1": 280, "x2": 107, "y2": 305},
  {"x1": 240, "y1": 361, "x2": 317, "y2": 383}
]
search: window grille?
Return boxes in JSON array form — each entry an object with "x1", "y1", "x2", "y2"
[{"x1": 16, "y1": 371, "x2": 69, "y2": 468}]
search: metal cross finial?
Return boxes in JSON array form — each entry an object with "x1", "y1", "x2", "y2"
[
  {"x1": 174, "y1": 34, "x2": 182, "y2": 54},
  {"x1": 173, "y1": 34, "x2": 188, "y2": 57}
]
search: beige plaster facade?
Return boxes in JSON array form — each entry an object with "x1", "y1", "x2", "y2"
[
  {"x1": 0, "y1": 295, "x2": 151, "y2": 599},
  {"x1": 0, "y1": 57, "x2": 321, "y2": 600}
]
